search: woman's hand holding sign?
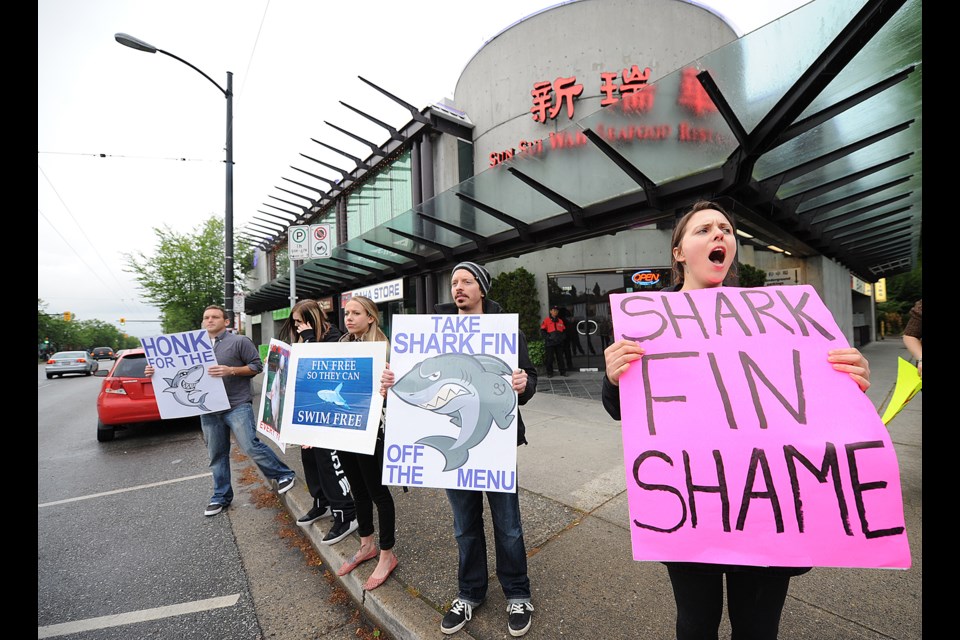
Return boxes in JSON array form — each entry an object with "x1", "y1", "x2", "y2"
[
  {"x1": 603, "y1": 339, "x2": 645, "y2": 386},
  {"x1": 827, "y1": 347, "x2": 871, "y2": 392},
  {"x1": 380, "y1": 363, "x2": 395, "y2": 398}
]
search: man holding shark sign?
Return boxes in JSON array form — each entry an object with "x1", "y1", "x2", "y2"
[
  {"x1": 382, "y1": 261, "x2": 538, "y2": 638},
  {"x1": 145, "y1": 305, "x2": 296, "y2": 517}
]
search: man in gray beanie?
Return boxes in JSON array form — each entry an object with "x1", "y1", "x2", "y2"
[{"x1": 383, "y1": 260, "x2": 538, "y2": 636}]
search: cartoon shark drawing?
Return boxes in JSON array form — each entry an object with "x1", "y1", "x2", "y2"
[
  {"x1": 162, "y1": 364, "x2": 211, "y2": 411},
  {"x1": 317, "y1": 383, "x2": 351, "y2": 410},
  {"x1": 391, "y1": 353, "x2": 516, "y2": 471}
]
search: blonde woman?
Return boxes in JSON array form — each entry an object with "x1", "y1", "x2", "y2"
[{"x1": 335, "y1": 296, "x2": 398, "y2": 590}]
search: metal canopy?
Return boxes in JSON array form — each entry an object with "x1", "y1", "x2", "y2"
[{"x1": 245, "y1": 0, "x2": 920, "y2": 314}]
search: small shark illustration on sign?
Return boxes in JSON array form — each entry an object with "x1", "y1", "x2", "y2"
[
  {"x1": 317, "y1": 383, "x2": 351, "y2": 409},
  {"x1": 162, "y1": 364, "x2": 211, "y2": 411},
  {"x1": 392, "y1": 353, "x2": 516, "y2": 471}
]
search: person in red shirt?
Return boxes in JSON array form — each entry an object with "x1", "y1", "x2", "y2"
[{"x1": 540, "y1": 305, "x2": 567, "y2": 378}]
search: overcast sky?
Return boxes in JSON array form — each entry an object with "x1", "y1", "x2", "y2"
[{"x1": 38, "y1": 0, "x2": 809, "y2": 338}]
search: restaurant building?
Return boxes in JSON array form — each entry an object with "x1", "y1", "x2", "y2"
[{"x1": 243, "y1": 0, "x2": 921, "y2": 369}]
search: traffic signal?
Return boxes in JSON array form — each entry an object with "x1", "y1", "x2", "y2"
[
  {"x1": 63, "y1": 311, "x2": 73, "y2": 322},
  {"x1": 120, "y1": 317, "x2": 126, "y2": 326}
]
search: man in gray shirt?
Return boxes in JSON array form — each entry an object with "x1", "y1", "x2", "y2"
[{"x1": 147, "y1": 305, "x2": 297, "y2": 516}]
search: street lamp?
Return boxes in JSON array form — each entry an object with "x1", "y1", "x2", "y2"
[{"x1": 114, "y1": 32, "x2": 236, "y2": 325}]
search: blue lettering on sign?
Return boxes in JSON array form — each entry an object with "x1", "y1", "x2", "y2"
[{"x1": 456, "y1": 468, "x2": 516, "y2": 491}]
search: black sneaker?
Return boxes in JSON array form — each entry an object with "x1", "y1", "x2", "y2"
[
  {"x1": 297, "y1": 505, "x2": 332, "y2": 526},
  {"x1": 321, "y1": 517, "x2": 358, "y2": 545},
  {"x1": 277, "y1": 476, "x2": 296, "y2": 494},
  {"x1": 204, "y1": 502, "x2": 227, "y2": 517},
  {"x1": 441, "y1": 598, "x2": 473, "y2": 635},
  {"x1": 507, "y1": 602, "x2": 534, "y2": 637}
]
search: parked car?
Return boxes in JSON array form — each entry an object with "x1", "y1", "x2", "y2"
[
  {"x1": 91, "y1": 346, "x2": 116, "y2": 360},
  {"x1": 46, "y1": 351, "x2": 98, "y2": 379},
  {"x1": 95, "y1": 348, "x2": 160, "y2": 442}
]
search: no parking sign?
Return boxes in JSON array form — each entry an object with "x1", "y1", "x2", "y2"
[{"x1": 310, "y1": 224, "x2": 332, "y2": 259}]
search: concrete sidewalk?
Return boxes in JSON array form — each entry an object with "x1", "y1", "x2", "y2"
[{"x1": 276, "y1": 338, "x2": 922, "y2": 639}]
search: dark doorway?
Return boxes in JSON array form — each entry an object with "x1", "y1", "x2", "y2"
[{"x1": 548, "y1": 268, "x2": 672, "y2": 372}]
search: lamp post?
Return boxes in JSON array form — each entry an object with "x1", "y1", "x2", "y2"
[{"x1": 115, "y1": 33, "x2": 236, "y2": 326}]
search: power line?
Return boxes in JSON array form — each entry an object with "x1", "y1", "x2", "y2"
[
  {"x1": 37, "y1": 207, "x2": 126, "y2": 301},
  {"x1": 37, "y1": 150, "x2": 219, "y2": 163},
  {"x1": 36, "y1": 162, "x2": 152, "y2": 324},
  {"x1": 236, "y1": 0, "x2": 271, "y2": 101}
]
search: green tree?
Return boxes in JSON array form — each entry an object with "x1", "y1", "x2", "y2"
[
  {"x1": 124, "y1": 217, "x2": 237, "y2": 333},
  {"x1": 38, "y1": 299, "x2": 81, "y2": 352},
  {"x1": 74, "y1": 319, "x2": 127, "y2": 350},
  {"x1": 737, "y1": 263, "x2": 767, "y2": 287},
  {"x1": 487, "y1": 267, "x2": 541, "y2": 340}
]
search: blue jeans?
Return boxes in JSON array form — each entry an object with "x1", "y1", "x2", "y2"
[
  {"x1": 200, "y1": 402, "x2": 294, "y2": 506},
  {"x1": 445, "y1": 488, "x2": 531, "y2": 606}
]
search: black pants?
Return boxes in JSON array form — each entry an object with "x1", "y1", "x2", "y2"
[
  {"x1": 544, "y1": 344, "x2": 566, "y2": 375},
  {"x1": 300, "y1": 447, "x2": 356, "y2": 521},
  {"x1": 339, "y1": 432, "x2": 396, "y2": 550},
  {"x1": 667, "y1": 565, "x2": 791, "y2": 640},
  {"x1": 562, "y1": 339, "x2": 574, "y2": 368}
]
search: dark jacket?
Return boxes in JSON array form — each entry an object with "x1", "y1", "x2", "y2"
[
  {"x1": 296, "y1": 323, "x2": 343, "y2": 344},
  {"x1": 435, "y1": 298, "x2": 538, "y2": 445}
]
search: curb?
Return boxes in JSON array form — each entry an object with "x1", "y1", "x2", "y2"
[{"x1": 280, "y1": 486, "x2": 477, "y2": 640}]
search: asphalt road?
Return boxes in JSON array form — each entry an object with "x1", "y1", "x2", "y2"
[{"x1": 37, "y1": 364, "x2": 389, "y2": 640}]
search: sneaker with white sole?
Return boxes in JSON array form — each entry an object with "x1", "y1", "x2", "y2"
[
  {"x1": 507, "y1": 602, "x2": 534, "y2": 637},
  {"x1": 441, "y1": 598, "x2": 474, "y2": 635},
  {"x1": 321, "y1": 517, "x2": 358, "y2": 545},
  {"x1": 277, "y1": 476, "x2": 296, "y2": 494},
  {"x1": 204, "y1": 502, "x2": 227, "y2": 517}
]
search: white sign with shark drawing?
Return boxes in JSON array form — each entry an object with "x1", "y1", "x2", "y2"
[
  {"x1": 279, "y1": 341, "x2": 388, "y2": 454},
  {"x1": 384, "y1": 314, "x2": 520, "y2": 493},
  {"x1": 140, "y1": 330, "x2": 230, "y2": 419}
]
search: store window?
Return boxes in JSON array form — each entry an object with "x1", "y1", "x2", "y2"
[{"x1": 346, "y1": 151, "x2": 413, "y2": 240}]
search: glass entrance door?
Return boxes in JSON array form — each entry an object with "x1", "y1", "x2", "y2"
[{"x1": 549, "y1": 272, "x2": 620, "y2": 372}]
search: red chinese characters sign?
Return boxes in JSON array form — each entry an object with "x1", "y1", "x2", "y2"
[
  {"x1": 491, "y1": 66, "x2": 724, "y2": 168},
  {"x1": 531, "y1": 65, "x2": 652, "y2": 122}
]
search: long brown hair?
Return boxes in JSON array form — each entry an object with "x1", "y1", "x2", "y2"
[
  {"x1": 670, "y1": 200, "x2": 739, "y2": 288},
  {"x1": 339, "y1": 295, "x2": 389, "y2": 343},
  {"x1": 280, "y1": 299, "x2": 331, "y2": 343}
]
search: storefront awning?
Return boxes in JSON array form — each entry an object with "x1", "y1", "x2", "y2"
[{"x1": 245, "y1": 0, "x2": 920, "y2": 314}]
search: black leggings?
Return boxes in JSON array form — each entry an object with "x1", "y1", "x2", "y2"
[
  {"x1": 339, "y1": 432, "x2": 396, "y2": 550},
  {"x1": 667, "y1": 565, "x2": 791, "y2": 640}
]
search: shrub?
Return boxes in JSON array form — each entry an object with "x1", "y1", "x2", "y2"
[
  {"x1": 738, "y1": 262, "x2": 767, "y2": 287},
  {"x1": 487, "y1": 267, "x2": 541, "y2": 340},
  {"x1": 527, "y1": 339, "x2": 545, "y2": 368}
]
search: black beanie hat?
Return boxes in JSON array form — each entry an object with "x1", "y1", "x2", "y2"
[{"x1": 452, "y1": 261, "x2": 491, "y2": 295}]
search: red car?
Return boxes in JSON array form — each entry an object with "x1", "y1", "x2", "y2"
[{"x1": 95, "y1": 348, "x2": 161, "y2": 441}]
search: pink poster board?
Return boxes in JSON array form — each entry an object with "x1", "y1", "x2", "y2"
[{"x1": 610, "y1": 286, "x2": 910, "y2": 568}]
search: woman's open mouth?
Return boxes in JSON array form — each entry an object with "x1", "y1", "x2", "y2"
[{"x1": 709, "y1": 247, "x2": 726, "y2": 264}]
